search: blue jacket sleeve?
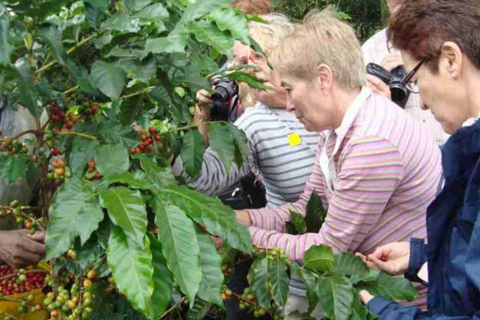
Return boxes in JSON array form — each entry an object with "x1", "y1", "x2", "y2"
[
  {"x1": 367, "y1": 297, "x2": 480, "y2": 320},
  {"x1": 405, "y1": 238, "x2": 428, "y2": 284}
]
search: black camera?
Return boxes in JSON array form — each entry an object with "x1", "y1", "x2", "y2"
[
  {"x1": 366, "y1": 63, "x2": 411, "y2": 108},
  {"x1": 210, "y1": 79, "x2": 238, "y2": 121}
]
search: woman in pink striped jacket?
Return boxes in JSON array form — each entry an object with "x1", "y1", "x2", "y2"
[{"x1": 234, "y1": 11, "x2": 442, "y2": 317}]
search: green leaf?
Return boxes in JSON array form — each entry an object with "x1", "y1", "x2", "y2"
[
  {"x1": 196, "y1": 228, "x2": 224, "y2": 306},
  {"x1": 289, "y1": 263, "x2": 319, "y2": 314},
  {"x1": 0, "y1": 13, "x2": 13, "y2": 66},
  {"x1": 248, "y1": 257, "x2": 271, "y2": 312},
  {"x1": 268, "y1": 255, "x2": 289, "y2": 307},
  {"x1": 69, "y1": 138, "x2": 100, "y2": 177},
  {"x1": 223, "y1": 71, "x2": 272, "y2": 90},
  {"x1": 229, "y1": 125, "x2": 248, "y2": 168},
  {"x1": 189, "y1": 299, "x2": 212, "y2": 320},
  {"x1": 287, "y1": 210, "x2": 307, "y2": 235},
  {"x1": 317, "y1": 275, "x2": 355, "y2": 320},
  {"x1": 96, "y1": 119, "x2": 140, "y2": 148},
  {"x1": 180, "y1": 129, "x2": 206, "y2": 178},
  {"x1": 209, "y1": 8, "x2": 249, "y2": 43},
  {"x1": 102, "y1": 171, "x2": 156, "y2": 191},
  {"x1": 305, "y1": 190, "x2": 326, "y2": 233},
  {"x1": 45, "y1": 177, "x2": 104, "y2": 259},
  {"x1": 145, "y1": 33, "x2": 188, "y2": 54},
  {"x1": 15, "y1": 58, "x2": 39, "y2": 119},
  {"x1": 304, "y1": 245, "x2": 335, "y2": 274},
  {"x1": 0, "y1": 155, "x2": 35, "y2": 184},
  {"x1": 187, "y1": 21, "x2": 234, "y2": 55},
  {"x1": 148, "y1": 234, "x2": 173, "y2": 319},
  {"x1": 91, "y1": 60, "x2": 127, "y2": 100},
  {"x1": 67, "y1": 61, "x2": 98, "y2": 95},
  {"x1": 120, "y1": 93, "x2": 145, "y2": 125},
  {"x1": 135, "y1": 154, "x2": 176, "y2": 190},
  {"x1": 181, "y1": 0, "x2": 231, "y2": 23},
  {"x1": 99, "y1": 187, "x2": 147, "y2": 245},
  {"x1": 37, "y1": 24, "x2": 68, "y2": 66},
  {"x1": 102, "y1": 14, "x2": 141, "y2": 34},
  {"x1": 349, "y1": 293, "x2": 368, "y2": 320},
  {"x1": 94, "y1": 143, "x2": 130, "y2": 177},
  {"x1": 108, "y1": 227, "x2": 154, "y2": 319},
  {"x1": 84, "y1": 0, "x2": 109, "y2": 29},
  {"x1": 133, "y1": 3, "x2": 169, "y2": 21},
  {"x1": 153, "y1": 201, "x2": 201, "y2": 304},
  {"x1": 357, "y1": 272, "x2": 418, "y2": 302},
  {"x1": 74, "y1": 234, "x2": 104, "y2": 270},
  {"x1": 334, "y1": 252, "x2": 368, "y2": 277},
  {"x1": 208, "y1": 122, "x2": 235, "y2": 172},
  {"x1": 158, "y1": 185, "x2": 252, "y2": 253},
  {"x1": 119, "y1": 56, "x2": 157, "y2": 83},
  {"x1": 124, "y1": 0, "x2": 152, "y2": 12}
]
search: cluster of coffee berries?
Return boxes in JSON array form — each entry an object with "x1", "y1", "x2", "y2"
[
  {"x1": 0, "y1": 201, "x2": 40, "y2": 234},
  {"x1": 221, "y1": 286, "x2": 233, "y2": 301},
  {"x1": 49, "y1": 104, "x2": 83, "y2": 133},
  {"x1": 0, "y1": 132, "x2": 28, "y2": 155},
  {"x1": 129, "y1": 127, "x2": 161, "y2": 155},
  {"x1": 42, "y1": 274, "x2": 95, "y2": 320},
  {"x1": 221, "y1": 265, "x2": 233, "y2": 278},
  {"x1": 83, "y1": 159, "x2": 101, "y2": 180},
  {"x1": 47, "y1": 158, "x2": 72, "y2": 186},
  {"x1": 78, "y1": 102, "x2": 99, "y2": 119},
  {"x1": 0, "y1": 266, "x2": 45, "y2": 296}
]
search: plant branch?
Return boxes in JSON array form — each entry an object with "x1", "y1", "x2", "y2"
[
  {"x1": 57, "y1": 131, "x2": 96, "y2": 140},
  {"x1": 11, "y1": 129, "x2": 38, "y2": 141},
  {"x1": 160, "y1": 297, "x2": 186, "y2": 319}
]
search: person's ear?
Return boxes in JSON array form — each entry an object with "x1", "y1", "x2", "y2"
[
  {"x1": 439, "y1": 41, "x2": 463, "y2": 80},
  {"x1": 316, "y1": 64, "x2": 333, "y2": 95}
]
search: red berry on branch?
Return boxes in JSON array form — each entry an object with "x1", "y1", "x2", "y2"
[
  {"x1": 94, "y1": 172, "x2": 102, "y2": 180},
  {"x1": 148, "y1": 127, "x2": 156, "y2": 135},
  {"x1": 51, "y1": 115, "x2": 60, "y2": 122},
  {"x1": 51, "y1": 105, "x2": 60, "y2": 114},
  {"x1": 66, "y1": 121, "x2": 74, "y2": 129},
  {"x1": 91, "y1": 104, "x2": 99, "y2": 113},
  {"x1": 87, "y1": 159, "x2": 96, "y2": 170},
  {"x1": 140, "y1": 134, "x2": 147, "y2": 142},
  {"x1": 130, "y1": 148, "x2": 137, "y2": 155},
  {"x1": 59, "y1": 111, "x2": 66, "y2": 119},
  {"x1": 138, "y1": 144, "x2": 146, "y2": 152},
  {"x1": 50, "y1": 147, "x2": 61, "y2": 156},
  {"x1": 154, "y1": 135, "x2": 161, "y2": 141},
  {"x1": 146, "y1": 138, "x2": 153, "y2": 146}
]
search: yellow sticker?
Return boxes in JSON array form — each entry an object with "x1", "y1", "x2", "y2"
[{"x1": 288, "y1": 132, "x2": 302, "y2": 147}]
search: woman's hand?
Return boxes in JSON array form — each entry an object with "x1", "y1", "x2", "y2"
[
  {"x1": 366, "y1": 74, "x2": 392, "y2": 99},
  {"x1": 356, "y1": 242, "x2": 410, "y2": 276}
]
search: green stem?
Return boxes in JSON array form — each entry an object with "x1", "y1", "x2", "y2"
[
  {"x1": 64, "y1": 85, "x2": 79, "y2": 96},
  {"x1": 120, "y1": 86, "x2": 155, "y2": 100},
  {"x1": 57, "y1": 131, "x2": 97, "y2": 140}
]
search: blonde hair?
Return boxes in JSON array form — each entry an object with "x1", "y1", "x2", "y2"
[
  {"x1": 240, "y1": 14, "x2": 295, "y2": 106},
  {"x1": 271, "y1": 10, "x2": 366, "y2": 90},
  {"x1": 248, "y1": 14, "x2": 295, "y2": 55}
]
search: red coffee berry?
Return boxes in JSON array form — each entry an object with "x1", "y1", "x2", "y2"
[
  {"x1": 130, "y1": 148, "x2": 137, "y2": 155},
  {"x1": 148, "y1": 127, "x2": 156, "y2": 135},
  {"x1": 51, "y1": 105, "x2": 60, "y2": 114},
  {"x1": 91, "y1": 104, "x2": 99, "y2": 113},
  {"x1": 154, "y1": 134, "x2": 161, "y2": 141}
]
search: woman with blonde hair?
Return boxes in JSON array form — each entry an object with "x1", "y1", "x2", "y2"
[{"x1": 235, "y1": 12, "x2": 442, "y2": 318}]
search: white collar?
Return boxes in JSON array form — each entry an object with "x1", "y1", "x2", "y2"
[{"x1": 461, "y1": 110, "x2": 480, "y2": 128}]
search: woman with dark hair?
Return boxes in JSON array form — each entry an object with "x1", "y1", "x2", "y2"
[{"x1": 358, "y1": 0, "x2": 480, "y2": 319}]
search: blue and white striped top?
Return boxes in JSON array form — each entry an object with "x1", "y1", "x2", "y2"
[{"x1": 172, "y1": 103, "x2": 319, "y2": 208}]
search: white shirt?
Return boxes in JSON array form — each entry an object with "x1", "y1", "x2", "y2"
[{"x1": 362, "y1": 28, "x2": 449, "y2": 146}]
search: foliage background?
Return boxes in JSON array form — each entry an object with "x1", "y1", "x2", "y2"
[{"x1": 273, "y1": 0, "x2": 389, "y2": 42}]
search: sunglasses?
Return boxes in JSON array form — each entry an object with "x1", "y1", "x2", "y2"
[{"x1": 402, "y1": 57, "x2": 428, "y2": 93}]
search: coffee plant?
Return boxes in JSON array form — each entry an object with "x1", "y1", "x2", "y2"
[{"x1": 0, "y1": 1, "x2": 419, "y2": 319}]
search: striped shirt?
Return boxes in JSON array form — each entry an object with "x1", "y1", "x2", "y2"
[
  {"x1": 246, "y1": 90, "x2": 442, "y2": 261},
  {"x1": 172, "y1": 103, "x2": 319, "y2": 208}
]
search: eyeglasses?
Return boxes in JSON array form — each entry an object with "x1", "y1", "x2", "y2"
[{"x1": 402, "y1": 57, "x2": 428, "y2": 93}]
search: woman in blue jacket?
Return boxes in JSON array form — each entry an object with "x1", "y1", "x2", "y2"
[{"x1": 358, "y1": 0, "x2": 480, "y2": 319}]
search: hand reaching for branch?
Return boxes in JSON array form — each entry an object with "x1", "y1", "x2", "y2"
[
  {"x1": 0, "y1": 230, "x2": 45, "y2": 268},
  {"x1": 356, "y1": 241, "x2": 410, "y2": 276}
]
